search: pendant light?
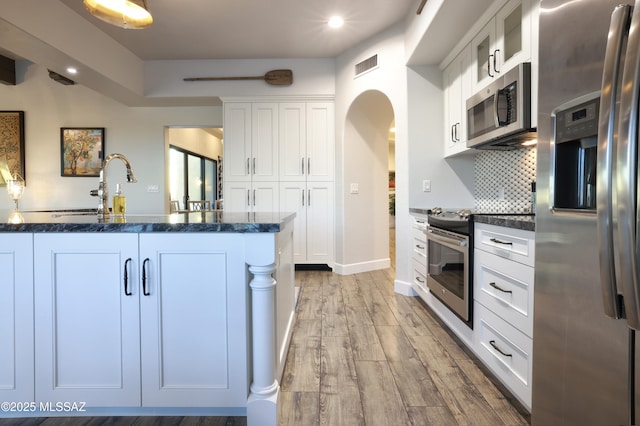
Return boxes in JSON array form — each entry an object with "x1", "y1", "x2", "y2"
[{"x1": 83, "y1": 0, "x2": 153, "y2": 29}]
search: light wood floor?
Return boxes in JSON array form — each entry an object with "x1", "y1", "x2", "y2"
[
  {"x1": 3, "y1": 229, "x2": 528, "y2": 425},
  {"x1": 278, "y1": 267, "x2": 529, "y2": 426}
]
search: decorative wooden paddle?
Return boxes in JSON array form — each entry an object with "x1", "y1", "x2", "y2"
[{"x1": 184, "y1": 69, "x2": 293, "y2": 86}]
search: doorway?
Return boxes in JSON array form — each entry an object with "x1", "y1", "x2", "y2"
[
  {"x1": 166, "y1": 127, "x2": 223, "y2": 212},
  {"x1": 341, "y1": 90, "x2": 395, "y2": 273}
]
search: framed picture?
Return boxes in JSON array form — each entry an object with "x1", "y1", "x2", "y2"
[
  {"x1": 0, "y1": 111, "x2": 25, "y2": 185},
  {"x1": 61, "y1": 127, "x2": 104, "y2": 177}
]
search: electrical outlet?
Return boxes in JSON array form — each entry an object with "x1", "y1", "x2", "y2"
[
  {"x1": 423, "y1": 180, "x2": 431, "y2": 192},
  {"x1": 350, "y1": 183, "x2": 359, "y2": 194},
  {"x1": 147, "y1": 184, "x2": 159, "y2": 193}
]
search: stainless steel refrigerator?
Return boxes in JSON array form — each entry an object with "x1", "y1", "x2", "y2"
[{"x1": 534, "y1": 1, "x2": 640, "y2": 424}]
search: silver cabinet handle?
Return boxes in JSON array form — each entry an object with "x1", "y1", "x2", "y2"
[
  {"x1": 301, "y1": 158, "x2": 305, "y2": 175},
  {"x1": 489, "y1": 282, "x2": 512, "y2": 294},
  {"x1": 415, "y1": 244, "x2": 425, "y2": 250},
  {"x1": 253, "y1": 158, "x2": 256, "y2": 174},
  {"x1": 308, "y1": 189, "x2": 311, "y2": 206},
  {"x1": 247, "y1": 189, "x2": 251, "y2": 207},
  {"x1": 246, "y1": 158, "x2": 250, "y2": 175},
  {"x1": 307, "y1": 158, "x2": 311, "y2": 175},
  {"x1": 253, "y1": 189, "x2": 256, "y2": 206},
  {"x1": 489, "y1": 340, "x2": 512, "y2": 358},
  {"x1": 416, "y1": 276, "x2": 425, "y2": 284},
  {"x1": 302, "y1": 189, "x2": 305, "y2": 207}
]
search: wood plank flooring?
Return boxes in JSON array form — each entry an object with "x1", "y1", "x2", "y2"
[
  {"x1": 279, "y1": 268, "x2": 529, "y2": 426},
  {"x1": 2, "y1": 229, "x2": 529, "y2": 425}
]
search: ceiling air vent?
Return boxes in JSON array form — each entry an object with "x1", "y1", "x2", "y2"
[{"x1": 355, "y1": 54, "x2": 378, "y2": 78}]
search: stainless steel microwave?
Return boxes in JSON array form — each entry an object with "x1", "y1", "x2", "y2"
[{"x1": 466, "y1": 62, "x2": 536, "y2": 149}]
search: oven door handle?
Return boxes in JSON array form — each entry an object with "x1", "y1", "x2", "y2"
[{"x1": 427, "y1": 230, "x2": 468, "y2": 249}]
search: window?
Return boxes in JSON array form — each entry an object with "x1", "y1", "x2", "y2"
[{"x1": 169, "y1": 146, "x2": 217, "y2": 209}]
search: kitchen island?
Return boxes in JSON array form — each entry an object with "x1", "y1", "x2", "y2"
[{"x1": 0, "y1": 210, "x2": 296, "y2": 426}]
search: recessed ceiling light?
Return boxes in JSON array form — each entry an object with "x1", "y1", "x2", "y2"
[
  {"x1": 328, "y1": 16, "x2": 344, "y2": 29},
  {"x1": 66, "y1": 67, "x2": 78, "y2": 74}
]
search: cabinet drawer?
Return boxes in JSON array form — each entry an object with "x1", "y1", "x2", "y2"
[
  {"x1": 412, "y1": 263, "x2": 428, "y2": 293},
  {"x1": 475, "y1": 303, "x2": 532, "y2": 409},
  {"x1": 412, "y1": 227, "x2": 427, "y2": 267},
  {"x1": 474, "y1": 249, "x2": 534, "y2": 336},
  {"x1": 474, "y1": 223, "x2": 535, "y2": 267}
]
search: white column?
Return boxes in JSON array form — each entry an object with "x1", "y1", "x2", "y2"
[{"x1": 247, "y1": 263, "x2": 279, "y2": 426}]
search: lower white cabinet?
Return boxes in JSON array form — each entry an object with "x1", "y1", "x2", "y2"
[
  {"x1": 410, "y1": 214, "x2": 428, "y2": 293},
  {"x1": 473, "y1": 222, "x2": 534, "y2": 409},
  {"x1": 34, "y1": 233, "x2": 248, "y2": 408},
  {"x1": 0, "y1": 234, "x2": 34, "y2": 402},
  {"x1": 280, "y1": 181, "x2": 333, "y2": 265}
]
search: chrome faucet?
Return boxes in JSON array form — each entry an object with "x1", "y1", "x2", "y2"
[{"x1": 90, "y1": 153, "x2": 137, "y2": 219}]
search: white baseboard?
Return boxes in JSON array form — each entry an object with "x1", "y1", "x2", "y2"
[{"x1": 333, "y1": 258, "x2": 390, "y2": 275}]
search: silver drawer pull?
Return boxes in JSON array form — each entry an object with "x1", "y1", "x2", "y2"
[
  {"x1": 416, "y1": 244, "x2": 425, "y2": 250},
  {"x1": 490, "y1": 237, "x2": 512, "y2": 246},
  {"x1": 489, "y1": 282, "x2": 512, "y2": 294},
  {"x1": 416, "y1": 276, "x2": 425, "y2": 283},
  {"x1": 489, "y1": 340, "x2": 512, "y2": 357}
]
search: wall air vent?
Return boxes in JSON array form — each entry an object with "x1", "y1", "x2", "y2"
[
  {"x1": 48, "y1": 70, "x2": 76, "y2": 86},
  {"x1": 355, "y1": 54, "x2": 378, "y2": 78}
]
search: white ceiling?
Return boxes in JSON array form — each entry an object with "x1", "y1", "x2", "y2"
[{"x1": 58, "y1": 0, "x2": 417, "y2": 60}]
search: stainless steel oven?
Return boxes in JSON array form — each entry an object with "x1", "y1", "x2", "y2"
[{"x1": 426, "y1": 225, "x2": 470, "y2": 324}]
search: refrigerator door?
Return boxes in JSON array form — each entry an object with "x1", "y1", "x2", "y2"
[{"x1": 534, "y1": 1, "x2": 631, "y2": 424}]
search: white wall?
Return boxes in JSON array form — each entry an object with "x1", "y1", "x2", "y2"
[
  {"x1": 334, "y1": 23, "x2": 410, "y2": 277},
  {"x1": 0, "y1": 62, "x2": 221, "y2": 213}
]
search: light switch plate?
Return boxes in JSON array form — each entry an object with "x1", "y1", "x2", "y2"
[
  {"x1": 350, "y1": 183, "x2": 359, "y2": 194},
  {"x1": 147, "y1": 184, "x2": 159, "y2": 193},
  {"x1": 422, "y1": 180, "x2": 431, "y2": 192}
]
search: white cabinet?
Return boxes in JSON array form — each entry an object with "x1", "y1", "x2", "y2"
[
  {"x1": 224, "y1": 102, "x2": 279, "y2": 182},
  {"x1": 34, "y1": 233, "x2": 141, "y2": 406},
  {"x1": 139, "y1": 233, "x2": 248, "y2": 407},
  {"x1": 473, "y1": 222, "x2": 534, "y2": 409},
  {"x1": 471, "y1": 0, "x2": 532, "y2": 92},
  {"x1": 443, "y1": 46, "x2": 472, "y2": 157},
  {"x1": 280, "y1": 181, "x2": 334, "y2": 265},
  {"x1": 34, "y1": 233, "x2": 248, "y2": 408},
  {"x1": 279, "y1": 102, "x2": 334, "y2": 182},
  {"x1": 409, "y1": 214, "x2": 428, "y2": 294},
  {"x1": 0, "y1": 234, "x2": 33, "y2": 402},
  {"x1": 224, "y1": 180, "x2": 279, "y2": 213}
]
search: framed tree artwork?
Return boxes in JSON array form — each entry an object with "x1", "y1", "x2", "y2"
[{"x1": 61, "y1": 127, "x2": 105, "y2": 177}]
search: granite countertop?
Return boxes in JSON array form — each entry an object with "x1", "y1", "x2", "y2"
[
  {"x1": 472, "y1": 214, "x2": 535, "y2": 232},
  {"x1": 0, "y1": 209, "x2": 296, "y2": 233}
]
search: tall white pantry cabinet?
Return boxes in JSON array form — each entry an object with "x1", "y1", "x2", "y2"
[{"x1": 224, "y1": 100, "x2": 335, "y2": 266}]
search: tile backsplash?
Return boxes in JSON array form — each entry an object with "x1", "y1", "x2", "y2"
[{"x1": 474, "y1": 146, "x2": 536, "y2": 212}]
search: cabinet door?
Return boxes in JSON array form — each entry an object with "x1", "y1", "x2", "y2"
[
  {"x1": 443, "y1": 46, "x2": 471, "y2": 157},
  {"x1": 252, "y1": 181, "x2": 279, "y2": 213},
  {"x1": 0, "y1": 234, "x2": 33, "y2": 402},
  {"x1": 280, "y1": 181, "x2": 307, "y2": 263},
  {"x1": 279, "y1": 103, "x2": 306, "y2": 181},
  {"x1": 139, "y1": 234, "x2": 248, "y2": 407},
  {"x1": 224, "y1": 103, "x2": 252, "y2": 181},
  {"x1": 471, "y1": 19, "x2": 496, "y2": 92},
  {"x1": 496, "y1": 0, "x2": 531, "y2": 76},
  {"x1": 306, "y1": 102, "x2": 335, "y2": 181},
  {"x1": 223, "y1": 181, "x2": 251, "y2": 213},
  {"x1": 34, "y1": 233, "x2": 141, "y2": 406},
  {"x1": 251, "y1": 103, "x2": 279, "y2": 181},
  {"x1": 306, "y1": 182, "x2": 334, "y2": 264}
]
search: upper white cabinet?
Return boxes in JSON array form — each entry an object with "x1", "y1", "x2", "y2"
[
  {"x1": 0, "y1": 234, "x2": 33, "y2": 403},
  {"x1": 224, "y1": 102, "x2": 279, "y2": 182},
  {"x1": 443, "y1": 45, "x2": 472, "y2": 157},
  {"x1": 471, "y1": 0, "x2": 532, "y2": 92},
  {"x1": 279, "y1": 102, "x2": 334, "y2": 182}
]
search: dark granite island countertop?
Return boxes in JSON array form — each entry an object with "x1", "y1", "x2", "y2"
[
  {"x1": 0, "y1": 210, "x2": 296, "y2": 233},
  {"x1": 472, "y1": 214, "x2": 536, "y2": 232}
]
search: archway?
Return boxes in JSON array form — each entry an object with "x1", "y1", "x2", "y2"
[{"x1": 341, "y1": 90, "x2": 395, "y2": 273}]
